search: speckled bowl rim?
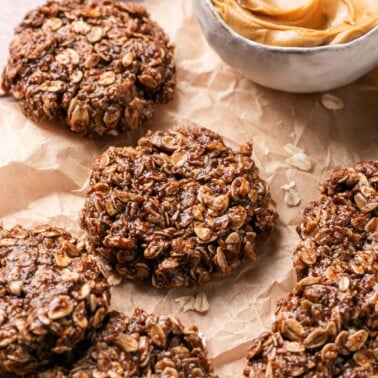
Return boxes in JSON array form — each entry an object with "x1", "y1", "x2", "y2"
[{"x1": 204, "y1": 0, "x2": 378, "y2": 55}]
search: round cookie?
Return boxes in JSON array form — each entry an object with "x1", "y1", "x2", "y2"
[
  {"x1": 80, "y1": 125, "x2": 277, "y2": 288},
  {"x1": 0, "y1": 224, "x2": 110, "y2": 375},
  {"x1": 35, "y1": 309, "x2": 217, "y2": 377},
  {"x1": 1, "y1": 0, "x2": 175, "y2": 136}
]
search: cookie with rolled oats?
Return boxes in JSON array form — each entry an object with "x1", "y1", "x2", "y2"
[
  {"x1": 0, "y1": 224, "x2": 110, "y2": 375},
  {"x1": 34, "y1": 309, "x2": 217, "y2": 377},
  {"x1": 80, "y1": 125, "x2": 277, "y2": 288},
  {"x1": 244, "y1": 161, "x2": 378, "y2": 377},
  {"x1": 1, "y1": 0, "x2": 175, "y2": 136}
]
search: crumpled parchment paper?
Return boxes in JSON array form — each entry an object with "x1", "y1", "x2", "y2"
[{"x1": 0, "y1": 0, "x2": 377, "y2": 376}]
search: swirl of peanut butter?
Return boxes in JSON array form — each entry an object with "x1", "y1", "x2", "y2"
[{"x1": 212, "y1": 0, "x2": 378, "y2": 47}]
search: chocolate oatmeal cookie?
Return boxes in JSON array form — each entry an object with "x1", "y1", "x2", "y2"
[
  {"x1": 1, "y1": 0, "x2": 175, "y2": 136},
  {"x1": 0, "y1": 225, "x2": 110, "y2": 375},
  {"x1": 80, "y1": 125, "x2": 277, "y2": 288},
  {"x1": 244, "y1": 161, "x2": 378, "y2": 377},
  {"x1": 35, "y1": 310, "x2": 217, "y2": 377}
]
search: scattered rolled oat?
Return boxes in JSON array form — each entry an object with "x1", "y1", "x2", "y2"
[
  {"x1": 80, "y1": 125, "x2": 277, "y2": 288},
  {"x1": 175, "y1": 295, "x2": 196, "y2": 313},
  {"x1": 194, "y1": 292, "x2": 210, "y2": 313},
  {"x1": 244, "y1": 161, "x2": 378, "y2": 377},
  {"x1": 34, "y1": 310, "x2": 218, "y2": 377},
  {"x1": 281, "y1": 181, "x2": 301, "y2": 207},
  {"x1": 176, "y1": 292, "x2": 210, "y2": 313},
  {"x1": 286, "y1": 152, "x2": 312, "y2": 172},
  {"x1": 284, "y1": 143, "x2": 312, "y2": 172},
  {"x1": 321, "y1": 93, "x2": 345, "y2": 110},
  {"x1": 0, "y1": 225, "x2": 110, "y2": 376},
  {"x1": 1, "y1": 0, "x2": 175, "y2": 136}
]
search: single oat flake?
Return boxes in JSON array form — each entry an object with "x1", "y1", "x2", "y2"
[
  {"x1": 320, "y1": 93, "x2": 345, "y2": 110},
  {"x1": 281, "y1": 182, "x2": 301, "y2": 207},
  {"x1": 284, "y1": 144, "x2": 312, "y2": 172},
  {"x1": 175, "y1": 295, "x2": 196, "y2": 313},
  {"x1": 286, "y1": 152, "x2": 312, "y2": 172}
]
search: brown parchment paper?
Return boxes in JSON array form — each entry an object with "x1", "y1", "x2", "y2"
[{"x1": 0, "y1": 1, "x2": 378, "y2": 376}]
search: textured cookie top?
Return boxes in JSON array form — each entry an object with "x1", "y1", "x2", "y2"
[
  {"x1": 1, "y1": 0, "x2": 175, "y2": 136},
  {"x1": 0, "y1": 225, "x2": 110, "y2": 375},
  {"x1": 81, "y1": 125, "x2": 277, "y2": 288},
  {"x1": 244, "y1": 161, "x2": 378, "y2": 378},
  {"x1": 294, "y1": 160, "x2": 378, "y2": 280},
  {"x1": 36, "y1": 309, "x2": 218, "y2": 377}
]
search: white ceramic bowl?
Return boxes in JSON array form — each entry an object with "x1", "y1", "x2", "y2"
[{"x1": 193, "y1": 0, "x2": 378, "y2": 93}]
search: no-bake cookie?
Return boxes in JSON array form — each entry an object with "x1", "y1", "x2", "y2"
[
  {"x1": 1, "y1": 0, "x2": 175, "y2": 136},
  {"x1": 0, "y1": 225, "x2": 110, "y2": 375},
  {"x1": 244, "y1": 161, "x2": 378, "y2": 377},
  {"x1": 35, "y1": 309, "x2": 217, "y2": 377},
  {"x1": 81, "y1": 125, "x2": 277, "y2": 288}
]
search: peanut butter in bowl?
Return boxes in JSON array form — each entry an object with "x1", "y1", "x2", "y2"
[{"x1": 212, "y1": 0, "x2": 378, "y2": 47}]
